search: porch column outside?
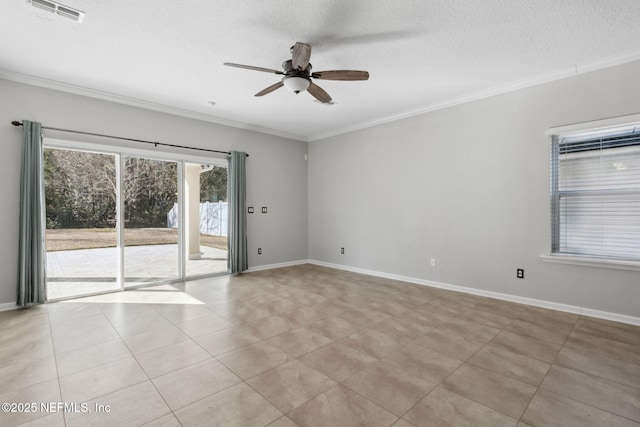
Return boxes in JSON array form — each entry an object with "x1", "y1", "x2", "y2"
[{"x1": 185, "y1": 163, "x2": 201, "y2": 260}]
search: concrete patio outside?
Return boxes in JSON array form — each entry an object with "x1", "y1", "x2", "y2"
[{"x1": 46, "y1": 244, "x2": 228, "y2": 300}]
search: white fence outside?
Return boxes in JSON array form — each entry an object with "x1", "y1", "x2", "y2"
[{"x1": 167, "y1": 201, "x2": 228, "y2": 236}]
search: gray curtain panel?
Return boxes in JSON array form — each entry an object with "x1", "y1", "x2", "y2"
[
  {"x1": 17, "y1": 120, "x2": 47, "y2": 306},
  {"x1": 228, "y1": 151, "x2": 248, "y2": 273}
]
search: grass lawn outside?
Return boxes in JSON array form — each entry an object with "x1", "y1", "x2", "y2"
[{"x1": 46, "y1": 228, "x2": 228, "y2": 252}]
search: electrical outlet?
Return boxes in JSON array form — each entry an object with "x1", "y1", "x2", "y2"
[
  {"x1": 430, "y1": 258, "x2": 436, "y2": 267},
  {"x1": 261, "y1": 207, "x2": 267, "y2": 213},
  {"x1": 517, "y1": 268, "x2": 524, "y2": 279},
  {"x1": 340, "y1": 247, "x2": 344, "y2": 254},
  {"x1": 258, "y1": 248, "x2": 262, "y2": 255},
  {"x1": 248, "y1": 207, "x2": 254, "y2": 213}
]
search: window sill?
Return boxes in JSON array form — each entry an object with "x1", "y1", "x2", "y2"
[{"x1": 540, "y1": 254, "x2": 640, "y2": 272}]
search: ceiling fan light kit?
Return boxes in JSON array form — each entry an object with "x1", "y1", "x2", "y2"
[
  {"x1": 281, "y1": 59, "x2": 311, "y2": 94},
  {"x1": 224, "y1": 42, "x2": 369, "y2": 104},
  {"x1": 283, "y1": 76, "x2": 311, "y2": 94}
]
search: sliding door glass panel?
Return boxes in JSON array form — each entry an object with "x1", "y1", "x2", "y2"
[
  {"x1": 44, "y1": 148, "x2": 119, "y2": 299},
  {"x1": 124, "y1": 157, "x2": 179, "y2": 286},
  {"x1": 185, "y1": 163, "x2": 229, "y2": 276}
]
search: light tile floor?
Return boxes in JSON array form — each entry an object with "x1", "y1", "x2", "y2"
[{"x1": 0, "y1": 264, "x2": 639, "y2": 426}]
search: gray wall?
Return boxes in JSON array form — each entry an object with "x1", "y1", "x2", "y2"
[
  {"x1": 0, "y1": 79, "x2": 308, "y2": 306},
  {"x1": 3, "y1": 61, "x2": 640, "y2": 318},
  {"x1": 309, "y1": 60, "x2": 640, "y2": 318}
]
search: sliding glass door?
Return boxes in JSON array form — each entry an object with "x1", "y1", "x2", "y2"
[
  {"x1": 124, "y1": 157, "x2": 180, "y2": 286},
  {"x1": 44, "y1": 148, "x2": 120, "y2": 299},
  {"x1": 44, "y1": 143, "x2": 228, "y2": 300},
  {"x1": 185, "y1": 164, "x2": 228, "y2": 277}
]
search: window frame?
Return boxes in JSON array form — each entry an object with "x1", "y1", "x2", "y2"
[{"x1": 542, "y1": 114, "x2": 640, "y2": 271}]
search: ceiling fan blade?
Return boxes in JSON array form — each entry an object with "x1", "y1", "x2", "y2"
[
  {"x1": 312, "y1": 70, "x2": 369, "y2": 81},
  {"x1": 307, "y1": 82, "x2": 332, "y2": 103},
  {"x1": 291, "y1": 42, "x2": 311, "y2": 70},
  {"x1": 255, "y1": 81, "x2": 284, "y2": 97},
  {"x1": 224, "y1": 63, "x2": 283, "y2": 74}
]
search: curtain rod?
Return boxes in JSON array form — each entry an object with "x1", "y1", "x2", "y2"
[{"x1": 10, "y1": 121, "x2": 248, "y2": 157}]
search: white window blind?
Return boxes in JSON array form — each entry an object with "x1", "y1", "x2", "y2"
[{"x1": 551, "y1": 124, "x2": 640, "y2": 260}]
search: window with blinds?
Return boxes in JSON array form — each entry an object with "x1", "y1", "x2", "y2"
[{"x1": 551, "y1": 124, "x2": 640, "y2": 260}]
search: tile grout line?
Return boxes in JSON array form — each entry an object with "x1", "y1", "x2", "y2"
[
  {"x1": 365, "y1": 299, "x2": 518, "y2": 423},
  {"x1": 45, "y1": 305, "x2": 68, "y2": 427},
  {"x1": 144, "y1": 365, "x2": 182, "y2": 425},
  {"x1": 118, "y1": 307, "x2": 175, "y2": 418},
  {"x1": 531, "y1": 314, "x2": 640, "y2": 424},
  {"x1": 558, "y1": 316, "x2": 640, "y2": 390},
  {"x1": 516, "y1": 311, "x2": 580, "y2": 424},
  {"x1": 332, "y1": 379, "x2": 403, "y2": 424},
  {"x1": 241, "y1": 376, "x2": 287, "y2": 422},
  {"x1": 94, "y1": 301, "x2": 179, "y2": 420},
  {"x1": 412, "y1": 301, "x2": 528, "y2": 422}
]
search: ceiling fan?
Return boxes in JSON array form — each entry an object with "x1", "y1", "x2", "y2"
[{"x1": 224, "y1": 42, "x2": 369, "y2": 103}]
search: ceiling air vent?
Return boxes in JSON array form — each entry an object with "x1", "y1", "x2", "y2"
[{"x1": 28, "y1": 0, "x2": 85, "y2": 23}]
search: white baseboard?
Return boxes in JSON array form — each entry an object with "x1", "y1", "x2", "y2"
[
  {"x1": 0, "y1": 302, "x2": 17, "y2": 312},
  {"x1": 247, "y1": 259, "x2": 310, "y2": 273},
  {"x1": 308, "y1": 260, "x2": 640, "y2": 327},
  {"x1": 3, "y1": 260, "x2": 637, "y2": 326}
]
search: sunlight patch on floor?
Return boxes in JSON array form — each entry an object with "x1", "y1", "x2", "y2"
[{"x1": 63, "y1": 287, "x2": 205, "y2": 305}]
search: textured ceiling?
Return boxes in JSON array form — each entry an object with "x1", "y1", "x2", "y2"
[{"x1": 2, "y1": 0, "x2": 640, "y2": 141}]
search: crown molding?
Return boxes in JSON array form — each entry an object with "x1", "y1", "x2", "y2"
[
  {"x1": 0, "y1": 69, "x2": 307, "y2": 142},
  {"x1": 308, "y1": 48, "x2": 640, "y2": 142},
  {"x1": 3, "y1": 46, "x2": 640, "y2": 145}
]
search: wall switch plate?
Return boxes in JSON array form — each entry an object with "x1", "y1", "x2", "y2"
[
  {"x1": 340, "y1": 247, "x2": 344, "y2": 254},
  {"x1": 262, "y1": 207, "x2": 267, "y2": 213},
  {"x1": 430, "y1": 258, "x2": 436, "y2": 267},
  {"x1": 258, "y1": 248, "x2": 262, "y2": 255},
  {"x1": 517, "y1": 268, "x2": 524, "y2": 279},
  {"x1": 248, "y1": 207, "x2": 254, "y2": 213}
]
